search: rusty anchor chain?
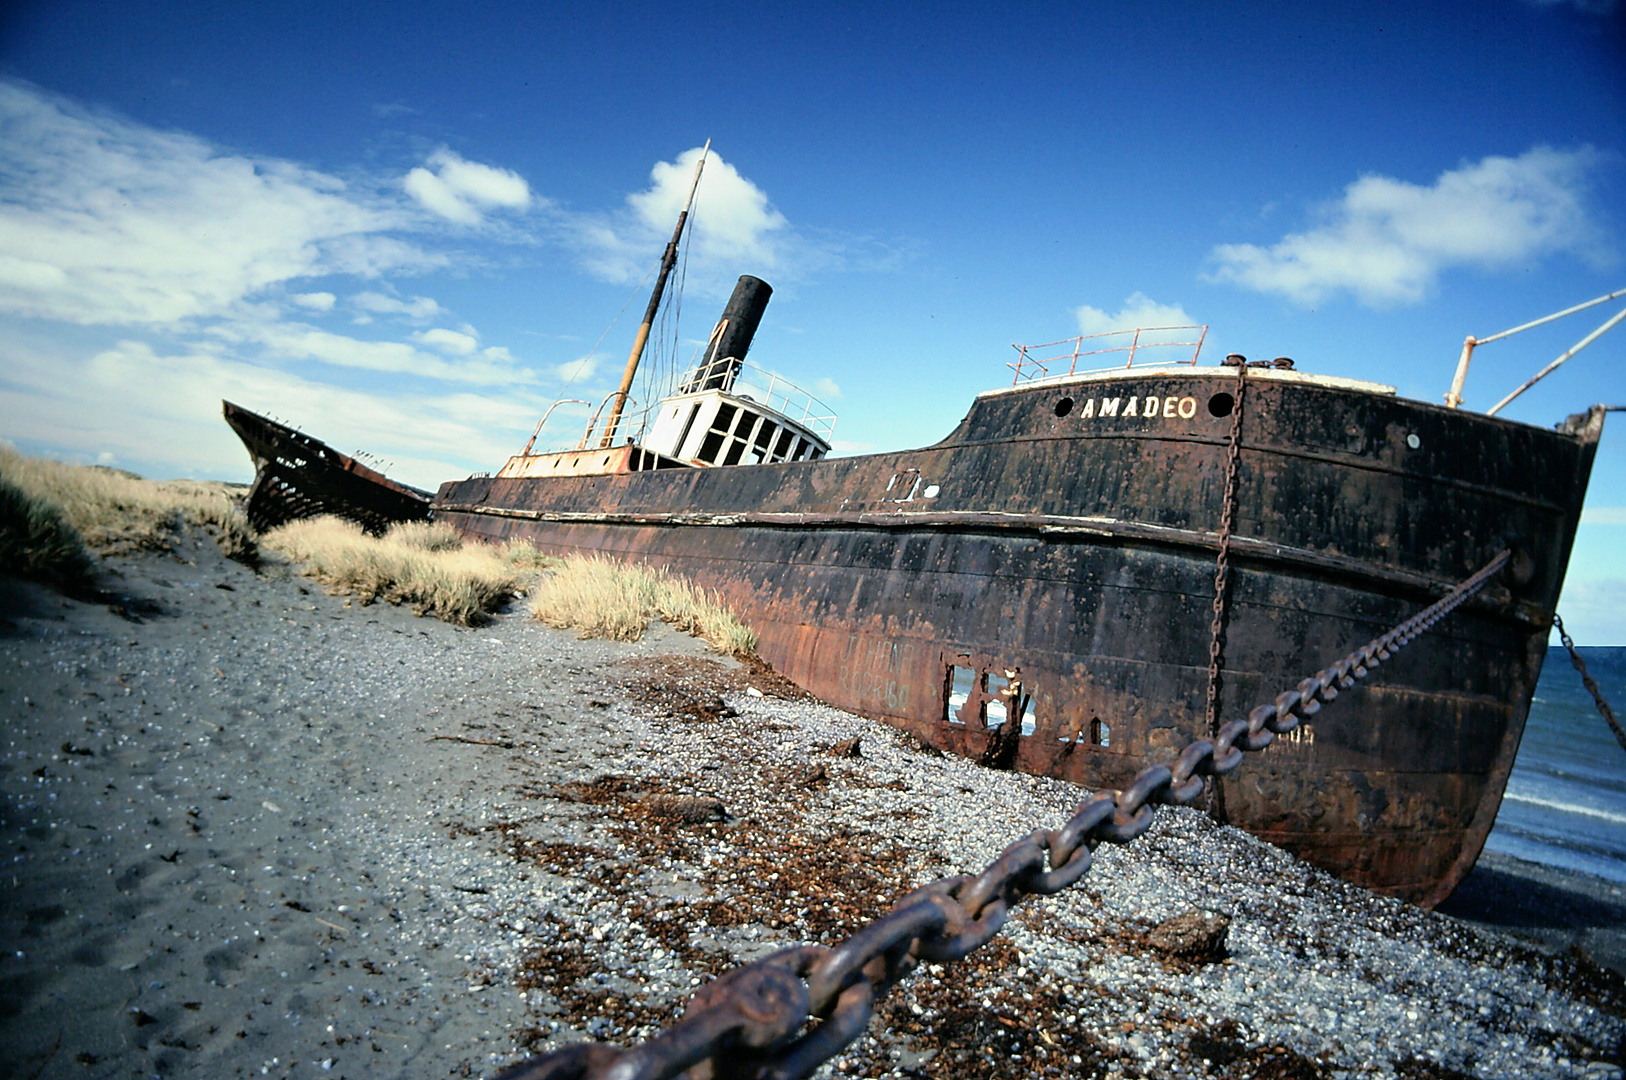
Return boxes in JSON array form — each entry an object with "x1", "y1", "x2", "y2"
[
  {"x1": 1553, "y1": 613, "x2": 1626, "y2": 757},
  {"x1": 499, "y1": 548, "x2": 1514, "y2": 1080},
  {"x1": 1204, "y1": 357, "x2": 1251, "y2": 821},
  {"x1": 1206, "y1": 357, "x2": 1249, "y2": 739}
]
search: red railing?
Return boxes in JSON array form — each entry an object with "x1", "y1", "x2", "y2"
[{"x1": 1009, "y1": 325, "x2": 1209, "y2": 385}]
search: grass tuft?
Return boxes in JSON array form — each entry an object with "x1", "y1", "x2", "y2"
[
  {"x1": 0, "y1": 444, "x2": 254, "y2": 561},
  {"x1": 0, "y1": 471, "x2": 99, "y2": 591},
  {"x1": 260, "y1": 516, "x2": 552, "y2": 626},
  {"x1": 529, "y1": 554, "x2": 758, "y2": 657}
]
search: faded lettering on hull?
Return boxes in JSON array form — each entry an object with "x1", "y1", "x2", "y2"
[{"x1": 837, "y1": 635, "x2": 916, "y2": 713}]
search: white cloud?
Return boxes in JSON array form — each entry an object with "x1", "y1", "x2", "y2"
[
  {"x1": 351, "y1": 291, "x2": 444, "y2": 320},
  {"x1": 417, "y1": 327, "x2": 479, "y2": 355},
  {"x1": 292, "y1": 291, "x2": 336, "y2": 311},
  {"x1": 577, "y1": 147, "x2": 791, "y2": 288},
  {"x1": 1067, "y1": 294, "x2": 1205, "y2": 363},
  {"x1": 0, "y1": 81, "x2": 437, "y2": 326},
  {"x1": 213, "y1": 321, "x2": 533, "y2": 385},
  {"x1": 0, "y1": 334, "x2": 540, "y2": 489},
  {"x1": 813, "y1": 376, "x2": 843, "y2": 401},
  {"x1": 633, "y1": 147, "x2": 787, "y2": 264},
  {"x1": 1581, "y1": 506, "x2": 1626, "y2": 526},
  {"x1": 1553, "y1": 576, "x2": 1626, "y2": 645},
  {"x1": 1075, "y1": 293, "x2": 1200, "y2": 340},
  {"x1": 555, "y1": 356, "x2": 599, "y2": 383},
  {"x1": 1206, "y1": 147, "x2": 1607, "y2": 308},
  {"x1": 404, "y1": 148, "x2": 532, "y2": 225}
]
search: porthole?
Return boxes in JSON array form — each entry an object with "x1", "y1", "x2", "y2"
[
  {"x1": 1406, "y1": 433, "x2": 1421, "y2": 449},
  {"x1": 1208, "y1": 392, "x2": 1235, "y2": 418},
  {"x1": 1054, "y1": 396, "x2": 1074, "y2": 418}
]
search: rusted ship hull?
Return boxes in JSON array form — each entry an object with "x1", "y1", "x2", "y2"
[
  {"x1": 223, "y1": 401, "x2": 431, "y2": 535},
  {"x1": 434, "y1": 368, "x2": 1602, "y2": 906}
]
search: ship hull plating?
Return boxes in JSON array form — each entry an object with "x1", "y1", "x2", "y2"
[{"x1": 436, "y1": 369, "x2": 1601, "y2": 906}]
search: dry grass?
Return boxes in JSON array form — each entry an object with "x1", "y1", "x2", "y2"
[
  {"x1": 0, "y1": 444, "x2": 253, "y2": 560},
  {"x1": 0, "y1": 470, "x2": 98, "y2": 590},
  {"x1": 260, "y1": 515, "x2": 550, "y2": 626},
  {"x1": 529, "y1": 554, "x2": 758, "y2": 657}
]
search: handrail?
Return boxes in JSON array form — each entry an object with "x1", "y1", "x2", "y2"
[
  {"x1": 522, "y1": 400, "x2": 590, "y2": 456},
  {"x1": 576, "y1": 393, "x2": 639, "y2": 450},
  {"x1": 667, "y1": 359, "x2": 838, "y2": 439},
  {"x1": 1009, "y1": 325, "x2": 1209, "y2": 385}
]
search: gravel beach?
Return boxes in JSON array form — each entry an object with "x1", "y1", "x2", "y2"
[{"x1": 2, "y1": 528, "x2": 1623, "y2": 1080}]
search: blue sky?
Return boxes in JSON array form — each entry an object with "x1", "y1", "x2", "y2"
[{"x1": 1, "y1": 0, "x2": 1624, "y2": 638}]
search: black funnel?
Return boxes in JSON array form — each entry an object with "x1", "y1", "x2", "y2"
[
  {"x1": 712, "y1": 275, "x2": 772, "y2": 365},
  {"x1": 684, "y1": 276, "x2": 772, "y2": 393}
]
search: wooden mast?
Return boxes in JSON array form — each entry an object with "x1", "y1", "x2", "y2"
[{"x1": 597, "y1": 139, "x2": 710, "y2": 449}]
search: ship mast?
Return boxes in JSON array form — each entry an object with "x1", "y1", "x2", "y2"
[{"x1": 597, "y1": 139, "x2": 710, "y2": 449}]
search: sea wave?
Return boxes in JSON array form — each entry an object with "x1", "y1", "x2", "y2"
[{"x1": 1503, "y1": 791, "x2": 1626, "y2": 825}]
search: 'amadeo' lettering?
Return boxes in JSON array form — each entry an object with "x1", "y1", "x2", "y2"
[{"x1": 1078, "y1": 395, "x2": 1197, "y2": 421}]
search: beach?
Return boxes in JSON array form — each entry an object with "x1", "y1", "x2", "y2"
[{"x1": 2, "y1": 528, "x2": 1623, "y2": 1080}]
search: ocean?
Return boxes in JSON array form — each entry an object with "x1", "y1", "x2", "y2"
[{"x1": 1483, "y1": 645, "x2": 1626, "y2": 884}]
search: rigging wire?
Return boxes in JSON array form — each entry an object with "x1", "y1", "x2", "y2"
[
  {"x1": 562, "y1": 262, "x2": 659, "y2": 397},
  {"x1": 636, "y1": 191, "x2": 699, "y2": 440},
  {"x1": 547, "y1": 263, "x2": 659, "y2": 450}
]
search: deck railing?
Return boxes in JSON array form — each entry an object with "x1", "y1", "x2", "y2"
[
  {"x1": 671, "y1": 358, "x2": 838, "y2": 439},
  {"x1": 1009, "y1": 325, "x2": 1209, "y2": 385}
]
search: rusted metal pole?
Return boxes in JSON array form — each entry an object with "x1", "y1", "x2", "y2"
[
  {"x1": 598, "y1": 140, "x2": 710, "y2": 449},
  {"x1": 1443, "y1": 336, "x2": 1477, "y2": 409},
  {"x1": 522, "y1": 399, "x2": 590, "y2": 456},
  {"x1": 1445, "y1": 285, "x2": 1626, "y2": 408},
  {"x1": 1486, "y1": 303, "x2": 1626, "y2": 416}
]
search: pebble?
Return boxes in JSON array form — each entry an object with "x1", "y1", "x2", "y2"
[{"x1": 0, "y1": 528, "x2": 1620, "y2": 1080}]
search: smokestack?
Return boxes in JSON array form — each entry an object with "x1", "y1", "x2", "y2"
[
  {"x1": 686, "y1": 276, "x2": 772, "y2": 393},
  {"x1": 711, "y1": 275, "x2": 772, "y2": 366}
]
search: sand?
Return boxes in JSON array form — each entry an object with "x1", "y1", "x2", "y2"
[{"x1": 2, "y1": 528, "x2": 1623, "y2": 1080}]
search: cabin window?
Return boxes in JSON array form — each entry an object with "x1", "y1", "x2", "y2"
[
  {"x1": 772, "y1": 429, "x2": 795, "y2": 461},
  {"x1": 749, "y1": 420, "x2": 778, "y2": 464},
  {"x1": 711, "y1": 403, "x2": 739, "y2": 434},
  {"x1": 696, "y1": 430, "x2": 726, "y2": 464},
  {"x1": 721, "y1": 435, "x2": 748, "y2": 466},
  {"x1": 808, "y1": 446, "x2": 825, "y2": 460}
]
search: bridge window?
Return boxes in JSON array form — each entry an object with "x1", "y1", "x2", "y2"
[
  {"x1": 695, "y1": 430, "x2": 726, "y2": 464},
  {"x1": 750, "y1": 419, "x2": 779, "y2": 464}
]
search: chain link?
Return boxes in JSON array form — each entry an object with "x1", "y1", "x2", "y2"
[
  {"x1": 1553, "y1": 613, "x2": 1626, "y2": 757},
  {"x1": 499, "y1": 549, "x2": 1514, "y2": 1080},
  {"x1": 1206, "y1": 359, "x2": 1248, "y2": 742}
]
